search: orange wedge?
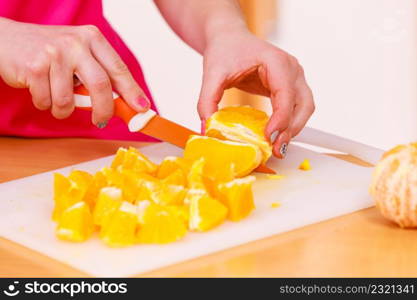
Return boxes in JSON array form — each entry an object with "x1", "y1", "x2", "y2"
[
  {"x1": 184, "y1": 135, "x2": 262, "y2": 178},
  {"x1": 56, "y1": 201, "x2": 94, "y2": 242},
  {"x1": 206, "y1": 106, "x2": 272, "y2": 163}
]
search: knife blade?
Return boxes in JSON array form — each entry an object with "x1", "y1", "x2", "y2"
[{"x1": 73, "y1": 84, "x2": 276, "y2": 174}]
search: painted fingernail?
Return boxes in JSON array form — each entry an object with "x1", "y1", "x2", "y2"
[
  {"x1": 280, "y1": 143, "x2": 288, "y2": 157},
  {"x1": 270, "y1": 130, "x2": 279, "y2": 143},
  {"x1": 201, "y1": 120, "x2": 206, "y2": 135},
  {"x1": 97, "y1": 121, "x2": 108, "y2": 129},
  {"x1": 136, "y1": 96, "x2": 150, "y2": 109}
]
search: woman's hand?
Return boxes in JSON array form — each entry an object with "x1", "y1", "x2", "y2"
[
  {"x1": 198, "y1": 29, "x2": 315, "y2": 158},
  {"x1": 0, "y1": 18, "x2": 150, "y2": 127}
]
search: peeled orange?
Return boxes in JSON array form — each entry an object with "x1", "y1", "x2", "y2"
[{"x1": 206, "y1": 106, "x2": 272, "y2": 163}]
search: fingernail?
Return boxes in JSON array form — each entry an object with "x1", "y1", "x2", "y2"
[
  {"x1": 136, "y1": 96, "x2": 150, "y2": 109},
  {"x1": 201, "y1": 120, "x2": 206, "y2": 135},
  {"x1": 97, "y1": 121, "x2": 108, "y2": 129},
  {"x1": 270, "y1": 130, "x2": 279, "y2": 143},
  {"x1": 280, "y1": 143, "x2": 288, "y2": 157}
]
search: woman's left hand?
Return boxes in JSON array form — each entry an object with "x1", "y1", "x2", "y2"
[{"x1": 197, "y1": 29, "x2": 315, "y2": 158}]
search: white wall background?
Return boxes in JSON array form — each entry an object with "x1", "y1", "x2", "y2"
[
  {"x1": 103, "y1": 0, "x2": 417, "y2": 150},
  {"x1": 103, "y1": 0, "x2": 203, "y2": 132}
]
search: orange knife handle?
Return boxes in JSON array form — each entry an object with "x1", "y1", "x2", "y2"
[{"x1": 73, "y1": 84, "x2": 156, "y2": 132}]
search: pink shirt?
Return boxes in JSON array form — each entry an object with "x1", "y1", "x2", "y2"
[{"x1": 0, "y1": 0, "x2": 158, "y2": 142}]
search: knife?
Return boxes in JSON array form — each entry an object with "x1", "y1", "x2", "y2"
[{"x1": 73, "y1": 84, "x2": 276, "y2": 174}]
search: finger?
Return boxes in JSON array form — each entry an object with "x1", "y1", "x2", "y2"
[
  {"x1": 272, "y1": 129, "x2": 291, "y2": 159},
  {"x1": 49, "y1": 58, "x2": 74, "y2": 119},
  {"x1": 261, "y1": 63, "x2": 296, "y2": 140},
  {"x1": 29, "y1": 68, "x2": 52, "y2": 111},
  {"x1": 197, "y1": 68, "x2": 226, "y2": 122},
  {"x1": 88, "y1": 30, "x2": 150, "y2": 112},
  {"x1": 75, "y1": 56, "x2": 113, "y2": 127},
  {"x1": 289, "y1": 75, "x2": 315, "y2": 137}
]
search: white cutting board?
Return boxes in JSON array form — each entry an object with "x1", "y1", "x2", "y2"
[{"x1": 0, "y1": 142, "x2": 374, "y2": 277}]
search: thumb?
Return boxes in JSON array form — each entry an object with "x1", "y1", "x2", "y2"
[{"x1": 197, "y1": 69, "x2": 226, "y2": 121}]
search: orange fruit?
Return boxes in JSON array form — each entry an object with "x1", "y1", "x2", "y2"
[
  {"x1": 187, "y1": 189, "x2": 228, "y2": 231},
  {"x1": 136, "y1": 202, "x2": 187, "y2": 244},
  {"x1": 56, "y1": 201, "x2": 94, "y2": 242},
  {"x1": 93, "y1": 187, "x2": 123, "y2": 226},
  {"x1": 205, "y1": 106, "x2": 272, "y2": 163},
  {"x1": 217, "y1": 176, "x2": 256, "y2": 221},
  {"x1": 156, "y1": 156, "x2": 191, "y2": 179},
  {"x1": 100, "y1": 201, "x2": 138, "y2": 247},
  {"x1": 184, "y1": 135, "x2": 262, "y2": 178},
  {"x1": 370, "y1": 143, "x2": 417, "y2": 228}
]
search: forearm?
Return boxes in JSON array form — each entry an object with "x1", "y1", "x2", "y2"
[{"x1": 153, "y1": 0, "x2": 248, "y2": 54}]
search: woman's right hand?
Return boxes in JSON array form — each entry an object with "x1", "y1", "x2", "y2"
[{"x1": 0, "y1": 18, "x2": 150, "y2": 128}]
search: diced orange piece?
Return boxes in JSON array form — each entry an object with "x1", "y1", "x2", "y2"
[
  {"x1": 56, "y1": 202, "x2": 94, "y2": 242},
  {"x1": 217, "y1": 176, "x2": 256, "y2": 221},
  {"x1": 93, "y1": 187, "x2": 123, "y2": 226},
  {"x1": 162, "y1": 169, "x2": 187, "y2": 186},
  {"x1": 100, "y1": 201, "x2": 138, "y2": 247},
  {"x1": 136, "y1": 202, "x2": 187, "y2": 244},
  {"x1": 187, "y1": 189, "x2": 228, "y2": 231},
  {"x1": 156, "y1": 156, "x2": 191, "y2": 179},
  {"x1": 140, "y1": 181, "x2": 187, "y2": 205}
]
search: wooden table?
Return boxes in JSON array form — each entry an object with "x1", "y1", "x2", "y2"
[{"x1": 0, "y1": 137, "x2": 416, "y2": 277}]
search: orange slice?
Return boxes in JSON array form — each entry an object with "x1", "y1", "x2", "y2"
[
  {"x1": 93, "y1": 187, "x2": 123, "y2": 226},
  {"x1": 136, "y1": 202, "x2": 187, "y2": 244},
  {"x1": 217, "y1": 176, "x2": 256, "y2": 221},
  {"x1": 206, "y1": 106, "x2": 272, "y2": 163},
  {"x1": 184, "y1": 135, "x2": 262, "y2": 178},
  {"x1": 56, "y1": 201, "x2": 94, "y2": 242},
  {"x1": 187, "y1": 189, "x2": 228, "y2": 231},
  {"x1": 100, "y1": 201, "x2": 138, "y2": 247}
]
